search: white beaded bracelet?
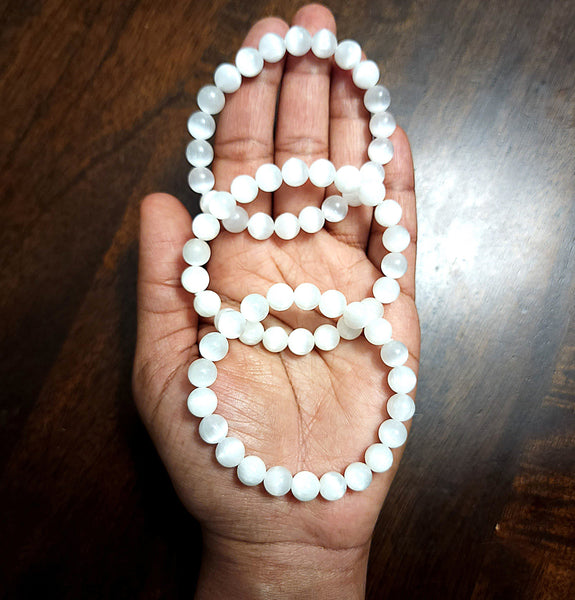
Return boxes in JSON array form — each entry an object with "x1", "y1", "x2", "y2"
[{"x1": 181, "y1": 24, "x2": 416, "y2": 502}]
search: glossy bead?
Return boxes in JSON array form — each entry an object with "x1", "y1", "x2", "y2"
[
  {"x1": 188, "y1": 167, "x2": 215, "y2": 194},
  {"x1": 352, "y1": 60, "x2": 380, "y2": 89},
  {"x1": 358, "y1": 180, "x2": 386, "y2": 206},
  {"x1": 309, "y1": 158, "x2": 336, "y2": 187},
  {"x1": 266, "y1": 283, "x2": 294, "y2": 311},
  {"x1": 298, "y1": 206, "x2": 325, "y2": 234},
  {"x1": 215, "y1": 437, "x2": 245, "y2": 468},
  {"x1": 374, "y1": 200, "x2": 402, "y2": 227},
  {"x1": 319, "y1": 472, "x2": 347, "y2": 501},
  {"x1": 281, "y1": 157, "x2": 308, "y2": 187},
  {"x1": 258, "y1": 32, "x2": 286, "y2": 63},
  {"x1": 239, "y1": 321, "x2": 264, "y2": 345},
  {"x1": 237, "y1": 455, "x2": 266, "y2": 486},
  {"x1": 373, "y1": 276, "x2": 401, "y2": 304},
  {"x1": 183, "y1": 238, "x2": 211, "y2": 266},
  {"x1": 365, "y1": 443, "x2": 393, "y2": 472},
  {"x1": 343, "y1": 191, "x2": 362, "y2": 207},
  {"x1": 222, "y1": 206, "x2": 249, "y2": 233},
  {"x1": 361, "y1": 297, "x2": 384, "y2": 323},
  {"x1": 208, "y1": 191, "x2": 236, "y2": 219},
  {"x1": 248, "y1": 212, "x2": 274, "y2": 240},
  {"x1": 378, "y1": 419, "x2": 408, "y2": 448},
  {"x1": 388, "y1": 366, "x2": 417, "y2": 394},
  {"x1": 275, "y1": 212, "x2": 301, "y2": 240},
  {"x1": 322, "y1": 195, "x2": 348, "y2": 222},
  {"x1": 262, "y1": 326, "x2": 288, "y2": 352},
  {"x1": 381, "y1": 253, "x2": 408, "y2": 279},
  {"x1": 312, "y1": 28, "x2": 337, "y2": 58},
  {"x1": 199, "y1": 414, "x2": 228, "y2": 444},
  {"x1": 387, "y1": 393, "x2": 415, "y2": 421},
  {"x1": 193, "y1": 290, "x2": 221, "y2": 318},
  {"x1": 334, "y1": 165, "x2": 361, "y2": 194},
  {"x1": 240, "y1": 293, "x2": 269, "y2": 322},
  {"x1": 199, "y1": 191, "x2": 215, "y2": 213},
  {"x1": 181, "y1": 266, "x2": 209, "y2": 293},
  {"x1": 264, "y1": 466, "x2": 292, "y2": 496},
  {"x1": 344, "y1": 462, "x2": 372, "y2": 491},
  {"x1": 370, "y1": 111, "x2": 396, "y2": 138},
  {"x1": 186, "y1": 139, "x2": 214, "y2": 167},
  {"x1": 255, "y1": 163, "x2": 282, "y2": 192},
  {"x1": 288, "y1": 328, "x2": 315, "y2": 355},
  {"x1": 380, "y1": 340, "x2": 409, "y2": 367},
  {"x1": 215, "y1": 309, "x2": 246, "y2": 339},
  {"x1": 294, "y1": 283, "x2": 321, "y2": 310},
  {"x1": 342, "y1": 301, "x2": 368, "y2": 329},
  {"x1": 187, "y1": 387, "x2": 217, "y2": 418},
  {"x1": 291, "y1": 471, "x2": 320, "y2": 501},
  {"x1": 285, "y1": 25, "x2": 312, "y2": 56},
  {"x1": 188, "y1": 358, "x2": 217, "y2": 387},
  {"x1": 364, "y1": 317, "x2": 392, "y2": 345},
  {"x1": 314, "y1": 324, "x2": 340, "y2": 351},
  {"x1": 337, "y1": 317, "x2": 362, "y2": 340},
  {"x1": 235, "y1": 47, "x2": 264, "y2": 77},
  {"x1": 334, "y1": 39, "x2": 362, "y2": 70},
  {"x1": 319, "y1": 289, "x2": 347, "y2": 318},
  {"x1": 192, "y1": 213, "x2": 220, "y2": 241},
  {"x1": 382, "y1": 225, "x2": 410, "y2": 252},
  {"x1": 231, "y1": 174, "x2": 258, "y2": 204},
  {"x1": 364, "y1": 85, "x2": 391, "y2": 113},
  {"x1": 199, "y1": 331, "x2": 229, "y2": 361},
  {"x1": 368, "y1": 137, "x2": 394, "y2": 164},
  {"x1": 197, "y1": 85, "x2": 225, "y2": 114},
  {"x1": 360, "y1": 161, "x2": 385, "y2": 182},
  {"x1": 214, "y1": 63, "x2": 242, "y2": 93},
  {"x1": 187, "y1": 111, "x2": 216, "y2": 139}
]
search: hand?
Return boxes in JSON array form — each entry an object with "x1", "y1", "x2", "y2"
[{"x1": 133, "y1": 4, "x2": 419, "y2": 598}]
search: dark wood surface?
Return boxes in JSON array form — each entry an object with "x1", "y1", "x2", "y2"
[{"x1": 1, "y1": 0, "x2": 574, "y2": 598}]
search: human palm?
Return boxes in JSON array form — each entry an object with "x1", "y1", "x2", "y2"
[{"x1": 133, "y1": 4, "x2": 419, "y2": 562}]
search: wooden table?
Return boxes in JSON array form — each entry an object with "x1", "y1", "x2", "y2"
[{"x1": 1, "y1": 1, "x2": 573, "y2": 597}]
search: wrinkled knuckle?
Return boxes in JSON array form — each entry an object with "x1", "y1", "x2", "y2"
[
  {"x1": 215, "y1": 136, "x2": 272, "y2": 163},
  {"x1": 275, "y1": 136, "x2": 329, "y2": 160}
]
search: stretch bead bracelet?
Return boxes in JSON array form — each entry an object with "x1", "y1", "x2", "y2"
[{"x1": 181, "y1": 24, "x2": 416, "y2": 502}]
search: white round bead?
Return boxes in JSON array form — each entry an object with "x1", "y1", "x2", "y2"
[
  {"x1": 365, "y1": 443, "x2": 394, "y2": 472},
  {"x1": 214, "y1": 63, "x2": 242, "y2": 93},
  {"x1": 368, "y1": 138, "x2": 394, "y2": 164},
  {"x1": 334, "y1": 165, "x2": 361, "y2": 194},
  {"x1": 240, "y1": 293, "x2": 269, "y2": 322},
  {"x1": 181, "y1": 266, "x2": 209, "y2": 293},
  {"x1": 285, "y1": 25, "x2": 312, "y2": 56},
  {"x1": 281, "y1": 157, "x2": 308, "y2": 187},
  {"x1": 188, "y1": 358, "x2": 217, "y2": 387},
  {"x1": 364, "y1": 85, "x2": 391, "y2": 113},
  {"x1": 294, "y1": 283, "x2": 321, "y2": 310},
  {"x1": 183, "y1": 238, "x2": 211, "y2": 266},
  {"x1": 344, "y1": 462, "x2": 372, "y2": 491},
  {"x1": 199, "y1": 331, "x2": 229, "y2": 362},
  {"x1": 186, "y1": 139, "x2": 213, "y2": 167},
  {"x1": 208, "y1": 191, "x2": 236, "y2": 220},
  {"x1": 275, "y1": 212, "x2": 301, "y2": 240},
  {"x1": 264, "y1": 466, "x2": 292, "y2": 496},
  {"x1": 343, "y1": 191, "x2": 361, "y2": 207},
  {"x1": 378, "y1": 419, "x2": 408, "y2": 448},
  {"x1": 342, "y1": 301, "x2": 368, "y2": 329},
  {"x1": 319, "y1": 472, "x2": 347, "y2": 501},
  {"x1": 231, "y1": 174, "x2": 258, "y2": 204},
  {"x1": 311, "y1": 28, "x2": 337, "y2": 58},
  {"x1": 199, "y1": 191, "x2": 214, "y2": 213},
  {"x1": 215, "y1": 437, "x2": 245, "y2": 468},
  {"x1": 262, "y1": 326, "x2": 288, "y2": 353},
  {"x1": 235, "y1": 47, "x2": 264, "y2": 77},
  {"x1": 314, "y1": 324, "x2": 340, "y2": 351},
  {"x1": 291, "y1": 471, "x2": 320, "y2": 501},
  {"x1": 193, "y1": 290, "x2": 221, "y2": 318},
  {"x1": 319, "y1": 289, "x2": 347, "y2": 318},
  {"x1": 266, "y1": 283, "x2": 294, "y2": 311},
  {"x1": 197, "y1": 85, "x2": 225, "y2": 114},
  {"x1": 352, "y1": 60, "x2": 380, "y2": 89},
  {"x1": 387, "y1": 394, "x2": 415, "y2": 421},
  {"x1": 334, "y1": 39, "x2": 362, "y2": 70},
  {"x1": 381, "y1": 253, "x2": 408, "y2": 279},
  {"x1": 188, "y1": 167, "x2": 215, "y2": 194},
  {"x1": 288, "y1": 328, "x2": 315, "y2": 355},
  {"x1": 360, "y1": 161, "x2": 385, "y2": 182},
  {"x1": 380, "y1": 340, "x2": 409, "y2": 367},
  {"x1": 361, "y1": 297, "x2": 384, "y2": 323},
  {"x1": 322, "y1": 195, "x2": 348, "y2": 222},
  {"x1": 237, "y1": 455, "x2": 266, "y2": 486},
  {"x1": 255, "y1": 163, "x2": 282, "y2": 192},
  {"x1": 364, "y1": 317, "x2": 392, "y2": 345},
  {"x1": 388, "y1": 366, "x2": 417, "y2": 394},
  {"x1": 370, "y1": 111, "x2": 396, "y2": 138},
  {"x1": 373, "y1": 276, "x2": 401, "y2": 303},
  {"x1": 298, "y1": 206, "x2": 325, "y2": 234},
  {"x1": 374, "y1": 200, "x2": 402, "y2": 227},
  {"x1": 215, "y1": 309, "x2": 246, "y2": 339},
  {"x1": 248, "y1": 212, "x2": 275, "y2": 240},
  {"x1": 258, "y1": 32, "x2": 286, "y2": 63},
  {"x1": 192, "y1": 213, "x2": 220, "y2": 241},
  {"x1": 382, "y1": 225, "x2": 410, "y2": 252},
  {"x1": 239, "y1": 321, "x2": 264, "y2": 345},
  {"x1": 199, "y1": 414, "x2": 228, "y2": 444},
  {"x1": 308, "y1": 158, "x2": 336, "y2": 187},
  {"x1": 358, "y1": 180, "x2": 386, "y2": 207},
  {"x1": 187, "y1": 111, "x2": 216, "y2": 139},
  {"x1": 187, "y1": 387, "x2": 217, "y2": 418},
  {"x1": 222, "y1": 206, "x2": 249, "y2": 233},
  {"x1": 337, "y1": 317, "x2": 362, "y2": 340}
]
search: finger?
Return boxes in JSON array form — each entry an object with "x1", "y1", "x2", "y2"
[
  {"x1": 273, "y1": 4, "x2": 335, "y2": 218},
  {"x1": 213, "y1": 17, "x2": 289, "y2": 215}
]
